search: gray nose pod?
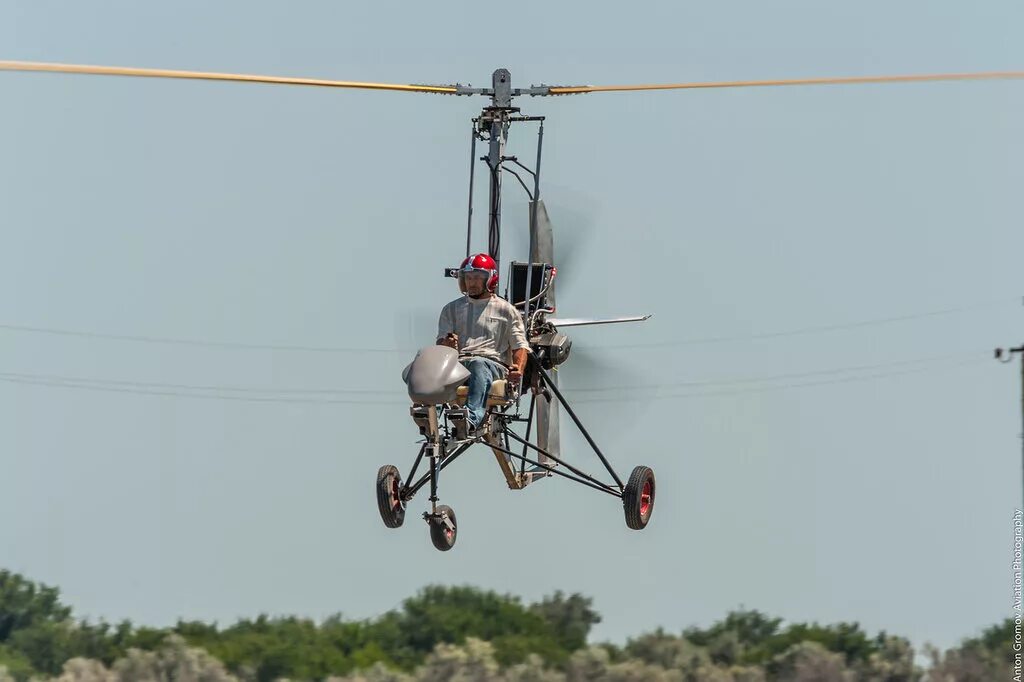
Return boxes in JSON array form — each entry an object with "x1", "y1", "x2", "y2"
[{"x1": 402, "y1": 346, "x2": 470, "y2": 405}]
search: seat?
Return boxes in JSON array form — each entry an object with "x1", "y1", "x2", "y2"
[{"x1": 454, "y1": 379, "x2": 510, "y2": 407}]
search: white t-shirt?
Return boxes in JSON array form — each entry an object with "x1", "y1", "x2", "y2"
[{"x1": 436, "y1": 294, "x2": 530, "y2": 365}]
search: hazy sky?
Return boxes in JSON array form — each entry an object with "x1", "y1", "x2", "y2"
[{"x1": 1, "y1": 0, "x2": 1021, "y2": 654}]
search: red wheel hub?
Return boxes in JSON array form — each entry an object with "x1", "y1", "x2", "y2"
[
  {"x1": 639, "y1": 480, "x2": 652, "y2": 517},
  {"x1": 390, "y1": 477, "x2": 401, "y2": 509}
]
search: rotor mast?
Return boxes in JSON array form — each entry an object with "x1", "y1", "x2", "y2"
[
  {"x1": 485, "y1": 69, "x2": 513, "y2": 269},
  {"x1": 478, "y1": 69, "x2": 552, "y2": 273}
]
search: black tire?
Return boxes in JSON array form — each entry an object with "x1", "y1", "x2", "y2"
[
  {"x1": 376, "y1": 465, "x2": 405, "y2": 528},
  {"x1": 428, "y1": 505, "x2": 457, "y2": 551},
  {"x1": 623, "y1": 466, "x2": 655, "y2": 530}
]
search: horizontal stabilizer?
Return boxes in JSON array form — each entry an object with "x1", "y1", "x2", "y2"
[{"x1": 547, "y1": 314, "x2": 652, "y2": 328}]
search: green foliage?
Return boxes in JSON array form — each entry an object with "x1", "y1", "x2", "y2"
[
  {"x1": 121, "y1": 624, "x2": 167, "y2": 652},
  {"x1": 0, "y1": 568, "x2": 1009, "y2": 682},
  {"x1": 752, "y1": 621, "x2": 877, "y2": 669},
  {"x1": 489, "y1": 634, "x2": 566, "y2": 668},
  {"x1": 158, "y1": 585, "x2": 591, "y2": 678},
  {"x1": 963, "y1": 617, "x2": 1015, "y2": 666},
  {"x1": 112, "y1": 633, "x2": 238, "y2": 682},
  {"x1": 685, "y1": 610, "x2": 783, "y2": 654},
  {"x1": 0, "y1": 571, "x2": 72, "y2": 643},
  {"x1": 0, "y1": 571, "x2": 146, "y2": 677},
  {"x1": 414, "y1": 637, "x2": 501, "y2": 682},
  {"x1": 179, "y1": 615, "x2": 353, "y2": 681},
  {"x1": 391, "y1": 585, "x2": 551, "y2": 660},
  {"x1": 527, "y1": 591, "x2": 600, "y2": 653},
  {"x1": 623, "y1": 628, "x2": 710, "y2": 671},
  {"x1": 682, "y1": 608, "x2": 885, "y2": 670},
  {"x1": 0, "y1": 645, "x2": 36, "y2": 682},
  {"x1": 7, "y1": 620, "x2": 78, "y2": 675},
  {"x1": 922, "y1": 618, "x2": 1017, "y2": 681}
]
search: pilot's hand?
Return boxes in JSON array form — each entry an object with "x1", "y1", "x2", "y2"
[
  {"x1": 508, "y1": 367, "x2": 523, "y2": 385},
  {"x1": 438, "y1": 333, "x2": 459, "y2": 349}
]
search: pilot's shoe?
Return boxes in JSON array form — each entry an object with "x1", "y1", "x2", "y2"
[
  {"x1": 447, "y1": 407, "x2": 470, "y2": 440},
  {"x1": 476, "y1": 413, "x2": 496, "y2": 437},
  {"x1": 464, "y1": 414, "x2": 488, "y2": 438}
]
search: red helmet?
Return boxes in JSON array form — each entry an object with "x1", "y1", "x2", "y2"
[{"x1": 458, "y1": 253, "x2": 498, "y2": 293}]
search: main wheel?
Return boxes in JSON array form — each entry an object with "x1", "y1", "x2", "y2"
[
  {"x1": 376, "y1": 465, "x2": 405, "y2": 528},
  {"x1": 623, "y1": 466, "x2": 655, "y2": 530},
  {"x1": 428, "y1": 504, "x2": 457, "y2": 551}
]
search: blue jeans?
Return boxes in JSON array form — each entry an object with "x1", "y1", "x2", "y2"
[{"x1": 461, "y1": 357, "x2": 505, "y2": 428}]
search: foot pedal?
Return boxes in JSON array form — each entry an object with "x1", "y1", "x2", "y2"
[
  {"x1": 410, "y1": 405, "x2": 431, "y2": 435},
  {"x1": 447, "y1": 407, "x2": 470, "y2": 440}
]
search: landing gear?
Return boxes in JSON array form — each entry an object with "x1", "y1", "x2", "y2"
[
  {"x1": 427, "y1": 504, "x2": 458, "y2": 551},
  {"x1": 383, "y1": 369, "x2": 659, "y2": 547},
  {"x1": 623, "y1": 465, "x2": 655, "y2": 530},
  {"x1": 375, "y1": 434, "x2": 467, "y2": 550},
  {"x1": 376, "y1": 465, "x2": 406, "y2": 528}
]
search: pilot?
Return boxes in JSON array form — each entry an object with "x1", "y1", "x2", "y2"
[{"x1": 437, "y1": 253, "x2": 529, "y2": 432}]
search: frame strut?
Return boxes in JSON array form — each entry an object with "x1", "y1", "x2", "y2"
[
  {"x1": 466, "y1": 128, "x2": 476, "y2": 257},
  {"x1": 533, "y1": 360, "x2": 625, "y2": 490},
  {"x1": 487, "y1": 441, "x2": 622, "y2": 498},
  {"x1": 503, "y1": 427, "x2": 618, "y2": 494},
  {"x1": 402, "y1": 443, "x2": 427, "y2": 493},
  {"x1": 403, "y1": 440, "x2": 475, "y2": 499}
]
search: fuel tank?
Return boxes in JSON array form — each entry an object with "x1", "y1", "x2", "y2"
[{"x1": 401, "y1": 346, "x2": 470, "y2": 405}]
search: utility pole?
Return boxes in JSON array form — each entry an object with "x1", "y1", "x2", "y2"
[{"x1": 996, "y1": 344, "x2": 1024, "y2": 508}]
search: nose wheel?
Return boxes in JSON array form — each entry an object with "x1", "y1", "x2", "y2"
[{"x1": 426, "y1": 505, "x2": 458, "y2": 551}]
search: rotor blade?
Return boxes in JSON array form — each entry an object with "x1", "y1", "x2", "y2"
[
  {"x1": 549, "y1": 70, "x2": 1024, "y2": 95},
  {"x1": 529, "y1": 200, "x2": 556, "y2": 309},
  {"x1": 528, "y1": 201, "x2": 560, "y2": 464},
  {"x1": 549, "y1": 315, "x2": 652, "y2": 328},
  {"x1": 536, "y1": 368, "x2": 560, "y2": 465},
  {"x1": 515, "y1": 196, "x2": 595, "y2": 301},
  {"x1": 0, "y1": 60, "x2": 459, "y2": 94}
]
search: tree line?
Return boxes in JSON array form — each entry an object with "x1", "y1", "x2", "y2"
[{"x1": 0, "y1": 569, "x2": 1011, "y2": 681}]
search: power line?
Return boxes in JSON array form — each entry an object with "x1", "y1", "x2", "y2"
[
  {"x1": 0, "y1": 375, "x2": 402, "y2": 405},
  {"x1": 571, "y1": 356, "x2": 987, "y2": 403},
  {"x1": 0, "y1": 353, "x2": 988, "y2": 406},
  {"x1": 0, "y1": 370, "x2": 398, "y2": 396},
  {"x1": 0, "y1": 352, "x2": 981, "y2": 399},
  {"x1": 0, "y1": 323, "x2": 401, "y2": 354},
  {"x1": 562, "y1": 351, "x2": 983, "y2": 393},
  {"x1": 597, "y1": 298, "x2": 1015, "y2": 350},
  {"x1": 0, "y1": 297, "x2": 1014, "y2": 354}
]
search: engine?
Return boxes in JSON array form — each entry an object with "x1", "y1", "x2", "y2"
[{"x1": 532, "y1": 331, "x2": 572, "y2": 369}]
